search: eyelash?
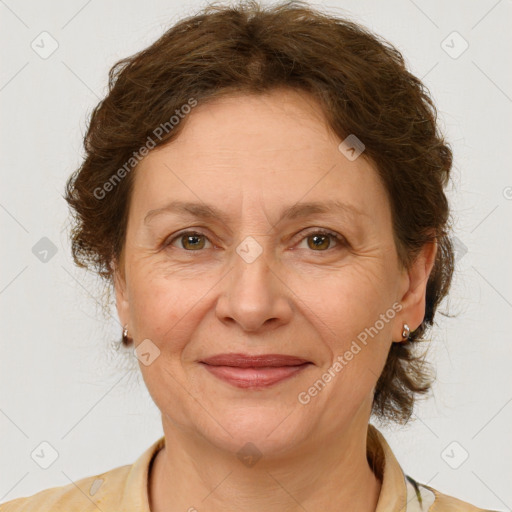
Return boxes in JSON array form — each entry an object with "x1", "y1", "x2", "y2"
[{"x1": 163, "y1": 228, "x2": 347, "y2": 254}]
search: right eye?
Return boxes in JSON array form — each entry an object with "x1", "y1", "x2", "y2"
[{"x1": 165, "y1": 231, "x2": 213, "y2": 251}]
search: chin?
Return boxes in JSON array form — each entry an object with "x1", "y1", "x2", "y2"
[{"x1": 200, "y1": 406, "x2": 311, "y2": 458}]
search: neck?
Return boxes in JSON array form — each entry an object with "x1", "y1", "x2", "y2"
[{"x1": 149, "y1": 417, "x2": 382, "y2": 512}]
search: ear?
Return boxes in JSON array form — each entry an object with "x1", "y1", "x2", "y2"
[
  {"x1": 112, "y1": 259, "x2": 130, "y2": 329},
  {"x1": 395, "y1": 239, "x2": 437, "y2": 342}
]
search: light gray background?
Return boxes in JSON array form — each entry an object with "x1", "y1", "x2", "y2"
[{"x1": 1, "y1": 0, "x2": 511, "y2": 509}]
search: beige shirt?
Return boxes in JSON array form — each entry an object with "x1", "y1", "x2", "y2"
[{"x1": 0, "y1": 425, "x2": 494, "y2": 511}]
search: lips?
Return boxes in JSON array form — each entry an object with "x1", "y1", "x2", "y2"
[
  {"x1": 200, "y1": 353, "x2": 312, "y2": 389},
  {"x1": 201, "y1": 353, "x2": 310, "y2": 367}
]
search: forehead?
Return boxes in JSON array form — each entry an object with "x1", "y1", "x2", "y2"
[
  {"x1": 138, "y1": 89, "x2": 338, "y2": 173},
  {"x1": 132, "y1": 90, "x2": 390, "y2": 224}
]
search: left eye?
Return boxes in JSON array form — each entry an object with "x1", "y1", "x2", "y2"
[{"x1": 297, "y1": 230, "x2": 344, "y2": 251}]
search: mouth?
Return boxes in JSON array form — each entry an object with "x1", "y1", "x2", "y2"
[{"x1": 199, "y1": 353, "x2": 313, "y2": 389}]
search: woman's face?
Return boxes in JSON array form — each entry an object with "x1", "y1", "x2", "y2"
[{"x1": 115, "y1": 89, "x2": 433, "y2": 456}]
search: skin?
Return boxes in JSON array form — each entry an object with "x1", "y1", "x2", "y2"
[{"x1": 114, "y1": 88, "x2": 437, "y2": 512}]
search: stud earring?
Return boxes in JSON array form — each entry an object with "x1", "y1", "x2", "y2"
[
  {"x1": 122, "y1": 325, "x2": 129, "y2": 345},
  {"x1": 401, "y1": 323, "x2": 410, "y2": 341}
]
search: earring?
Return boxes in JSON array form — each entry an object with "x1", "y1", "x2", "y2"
[
  {"x1": 401, "y1": 323, "x2": 410, "y2": 341},
  {"x1": 122, "y1": 325, "x2": 129, "y2": 345}
]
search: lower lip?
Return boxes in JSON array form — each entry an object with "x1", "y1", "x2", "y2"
[{"x1": 201, "y1": 363, "x2": 311, "y2": 389}]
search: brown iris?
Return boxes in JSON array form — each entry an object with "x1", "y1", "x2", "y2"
[
  {"x1": 181, "y1": 233, "x2": 206, "y2": 250},
  {"x1": 307, "y1": 233, "x2": 331, "y2": 251}
]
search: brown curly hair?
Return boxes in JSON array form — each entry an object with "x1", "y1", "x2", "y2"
[{"x1": 64, "y1": 0, "x2": 454, "y2": 424}]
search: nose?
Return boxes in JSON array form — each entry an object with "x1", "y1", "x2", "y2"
[{"x1": 215, "y1": 242, "x2": 293, "y2": 333}]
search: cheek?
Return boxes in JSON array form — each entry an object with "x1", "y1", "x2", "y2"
[
  {"x1": 127, "y1": 270, "x2": 189, "y2": 344},
  {"x1": 290, "y1": 266, "x2": 397, "y2": 411},
  {"x1": 290, "y1": 263, "x2": 397, "y2": 345},
  {"x1": 126, "y1": 259, "x2": 221, "y2": 354},
  {"x1": 298, "y1": 276, "x2": 395, "y2": 417}
]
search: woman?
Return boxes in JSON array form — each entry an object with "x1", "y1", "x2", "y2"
[{"x1": 0, "y1": 1, "x2": 496, "y2": 511}]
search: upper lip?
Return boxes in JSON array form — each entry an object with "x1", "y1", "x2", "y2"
[{"x1": 200, "y1": 353, "x2": 311, "y2": 367}]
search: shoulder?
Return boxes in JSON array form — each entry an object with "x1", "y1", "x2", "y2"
[
  {"x1": 406, "y1": 475, "x2": 500, "y2": 512},
  {"x1": 0, "y1": 436, "x2": 164, "y2": 512},
  {"x1": 0, "y1": 464, "x2": 131, "y2": 512}
]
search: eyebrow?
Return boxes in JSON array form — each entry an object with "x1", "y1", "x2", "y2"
[{"x1": 144, "y1": 199, "x2": 368, "y2": 226}]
